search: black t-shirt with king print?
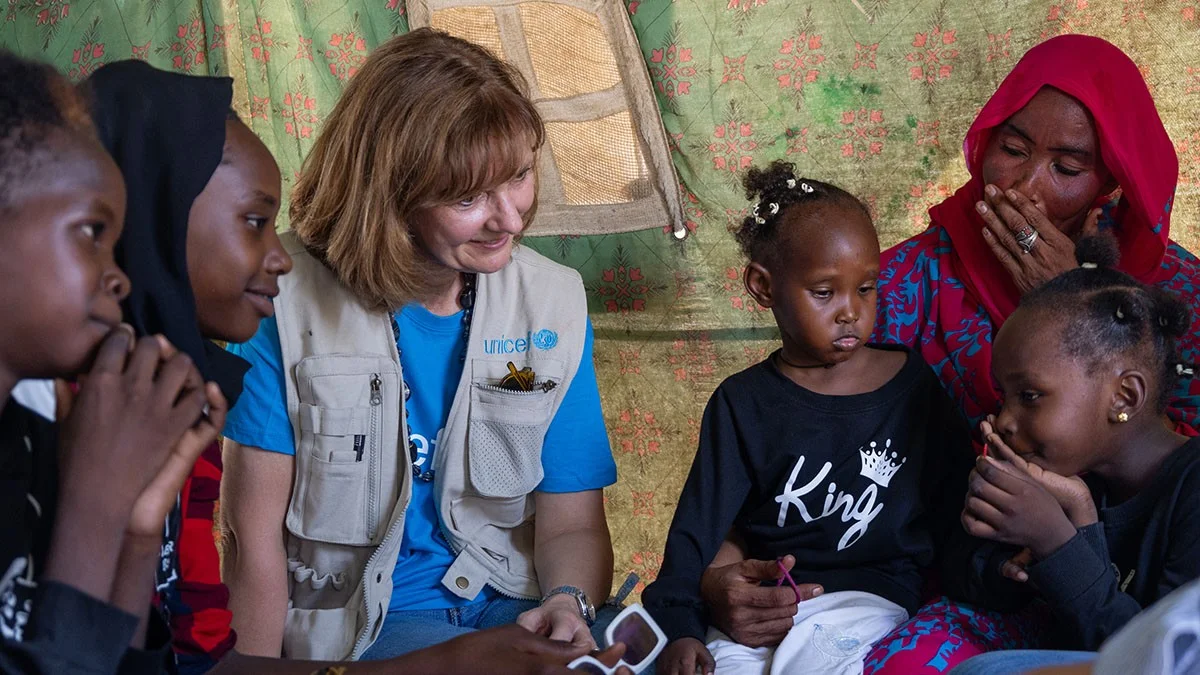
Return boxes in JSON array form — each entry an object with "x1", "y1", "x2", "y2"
[{"x1": 643, "y1": 345, "x2": 973, "y2": 642}]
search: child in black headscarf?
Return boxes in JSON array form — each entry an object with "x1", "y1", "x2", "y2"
[{"x1": 86, "y1": 60, "x2": 293, "y2": 674}]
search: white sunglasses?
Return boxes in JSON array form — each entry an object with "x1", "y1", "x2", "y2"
[{"x1": 569, "y1": 603, "x2": 667, "y2": 674}]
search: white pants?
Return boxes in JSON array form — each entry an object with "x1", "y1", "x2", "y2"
[{"x1": 705, "y1": 591, "x2": 908, "y2": 675}]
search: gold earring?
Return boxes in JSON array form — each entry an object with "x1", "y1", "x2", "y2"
[{"x1": 1117, "y1": 412, "x2": 1130, "y2": 423}]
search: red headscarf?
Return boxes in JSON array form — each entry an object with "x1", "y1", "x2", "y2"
[{"x1": 932, "y1": 34, "x2": 1177, "y2": 327}]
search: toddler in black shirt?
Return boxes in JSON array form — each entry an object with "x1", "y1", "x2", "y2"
[{"x1": 643, "y1": 161, "x2": 971, "y2": 675}]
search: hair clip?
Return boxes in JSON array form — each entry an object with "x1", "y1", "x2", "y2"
[
  {"x1": 768, "y1": 203, "x2": 779, "y2": 215},
  {"x1": 752, "y1": 204, "x2": 760, "y2": 216},
  {"x1": 1177, "y1": 364, "x2": 1195, "y2": 378},
  {"x1": 755, "y1": 216, "x2": 766, "y2": 224},
  {"x1": 786, "y1": 178, "x2": 797, "y2": 189},
  {"x1": 1081, "y1": 262, "x2": 1098, "y2": 269},
  {"x1": 800, "y1": 182, "x2": 815, "y2": 194}
]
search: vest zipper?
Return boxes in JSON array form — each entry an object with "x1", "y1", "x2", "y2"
[
  {"x1": 474, "y1": 379, "x2": 559, "y2": 396},
  {"x1": 367, "y1": 374, "x2": 381, "y2": 540},
  {"x1": 351, "y1": 374, "x2": 401, "y2": 659},
  {"x1": 350, "y1": 506, "x2": 405, "y2": 659}
]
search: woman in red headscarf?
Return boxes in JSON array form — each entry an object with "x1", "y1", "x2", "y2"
[
  {"x1": 697, "y1": 34, "x2": 1200, "y2": 674},
  {"x1": 862, "y1": 34, "x2": 1200, "y2": 673},
  {"x1": 874, "y1": 33, "x2": 1199, "y2": 434}
]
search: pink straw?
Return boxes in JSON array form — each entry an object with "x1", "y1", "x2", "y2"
[{"x1": 775, "y1": 558, "x2": 801, "y2": 603}]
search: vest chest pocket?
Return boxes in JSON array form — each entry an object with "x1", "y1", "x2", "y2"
[
  {"x1": 467, "y1": 359, "x2": 566, "y2": 499},
  {"x1": 288, "y1": 356, "x2": 397, "y2": 547}
]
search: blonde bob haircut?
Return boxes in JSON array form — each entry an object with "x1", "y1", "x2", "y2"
[{"x1": 290, "y1": 28, "x2": 545, "y2": 310}]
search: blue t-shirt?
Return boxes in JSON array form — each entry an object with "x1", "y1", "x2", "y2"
[{"x1": 223, "y1": 306, "x2": 616, "y2": 612}]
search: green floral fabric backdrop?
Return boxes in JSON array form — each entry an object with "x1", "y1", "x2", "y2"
[{"x1": 6, "y1": 0, "x2": 1200, "y2": 601}]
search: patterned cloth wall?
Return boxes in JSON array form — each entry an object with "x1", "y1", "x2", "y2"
[{"x1": 5, "y1": 0, "x2": 1200, "y2": 601}]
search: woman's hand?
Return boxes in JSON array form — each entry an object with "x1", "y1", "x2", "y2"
[
  {"x1": 962, "y1": 454, "x2": 1077, "y2": 560},
  {"x1": 700, "y1": 556, "x2": 813, "y2": 648},
  {"x1": 978, "y1": 185, "x2": 1102, "y2": 294},
  {"x1": 517, "y1": 594, "x2": 596, "y2": 650}
]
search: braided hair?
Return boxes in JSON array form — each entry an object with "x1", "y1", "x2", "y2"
[
  {"x1": 733, "y1": 160, "x2": 870, "y2": 264},
  {"x1": 1022, "y1": 235, "x2": 1193, "y2": 412},
  {"x1": 0, "y1": 50, "x2": 94, "y2": 212}
]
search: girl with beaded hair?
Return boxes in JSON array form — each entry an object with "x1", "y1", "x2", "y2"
[
  {"x1": 643, "y1": 160, "x2": 971, "y2": 675},
  {"x1": 219, "y1": 28, "x2": 618, "y2": 662}
]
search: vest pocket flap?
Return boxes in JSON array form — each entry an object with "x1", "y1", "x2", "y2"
[
  {"x1": 299, "y1": 403, "x2": 373, "y2": 436},
  {"x1": 449, "y1": 495, "x2": 532, "y2": 531}
]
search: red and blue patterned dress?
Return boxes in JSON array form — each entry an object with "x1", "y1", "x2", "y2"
[{"x1": 864, "y1": 34, "x2": 1200, "y2": 673}]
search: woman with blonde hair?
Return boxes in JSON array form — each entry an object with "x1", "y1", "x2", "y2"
[{"x1": 220, "y1": 28, "x2": 618, "y2": 662}]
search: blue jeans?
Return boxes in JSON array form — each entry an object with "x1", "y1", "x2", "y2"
[
  {"x1": 360, "y1": 595, "x2": 622, "y2": 660},
  {"x1": 948, "y1": 649, "x2": 1096, "y2": 675}
]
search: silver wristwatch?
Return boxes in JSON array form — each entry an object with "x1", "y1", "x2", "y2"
[{"x1": 541, "y1": 585, "x2": 596, "y2": 626}]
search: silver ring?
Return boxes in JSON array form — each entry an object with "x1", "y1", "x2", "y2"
[{"x1": 1015, "y1": 226, "x2": 1039, "y2": 254}]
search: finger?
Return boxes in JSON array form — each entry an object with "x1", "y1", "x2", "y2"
[
  {"x1": 154, "y1": 334, "x2": 175, "y2": 357},
  {"x1": 152, "y1": 352, "x2": 196, "y2": 408},
  {"x1": 987, "y1": 188, "x2": 1037, "y2": 237},
  {"x1": 564, "y1": 621, "x2": 595, "y2": 651},
  {"x1": 125, "y1": 335, "x2": 165, "y2": 386},
  {"x1": 964, "y1": 495, "x2": 1007, "y2": 529},
  {"x1": 732, "y1": 599, "x2": 799, "y2": 621},
  {"x1": 981, "y1": 226, "x2": 1025, "y2": 279},
  {"x1": 203, "y1": 382, "x2": 228, "y2": 432},
  {"x1": 1081, "y1": 207, "x2": 1103, "y2": 239},
  {"x1": 962, "y1": 509, "x2": 999, "y2": 539},
  {"x1": 736, "y1": 617, "x2": 795, "y2": 648},
  {"x1": 976, "y1": 456, "x2": 1031, "y2": 494},
  {"x1": 179, "y1": 385, "x2": 227, "y2": 460},
  {"x1": 516, "y1": 609, "x2": 550, "y2": 637},
  {"x1": 518, "y1": 632, "x2": 589, "y2": 663},
  {"x1": 1001, "y1": 189, "x2": 1057, "y2": 239},
  {"x1": 981, "y1": 431, "x2": 1029, "y2": 473},
  {"x1": 777, "y1": 554, "x2": 795, "y2": 573},
  {"x1": 795, "y1": 583, "x2": 823, "y2": 601},
  {"x1": 593, "y1": 643, "x2": 627, "y2": 668},
  {"x1": 1000, "y1": 559, "x2": 1029, "y2": 583},
  {"x1": 545, "y1": 613, "x2": 579, "y2": 643},
  {"x1": 739, "y1": 585, "x2": 802, "y2": 610},
  {"x1": 967, "y1": 470, "x2": 1014, "y2": 509},
  {"x1": 698, "y1": 644, "x2": 716, "y2": 675},
  {"x1": 979, "y1": 418, "x2": 994, "y2": 439},
  {"x1": 738, "y1": 558, "x2": 787, "y2": 583},
  {"x1": 54, "y1": 379, "x2": 75, "y2": 423},
  {"x1": 678, "y1": 650, "x2": 696, "y2": 675},
  {"x1": 167, "y1": 382, "x2": 209, "y2": 434},
  {"x1": 978, "y1": 196, "x2": 1026, "y2": 259},
  {"x1": 89, "y1": 327, "x2": 134, "y2": 375},
  {"x1": 1012, "y1": 547, "x2": 1035, "y2": 566}
]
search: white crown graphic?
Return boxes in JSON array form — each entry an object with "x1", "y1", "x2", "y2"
[{"x1": 859, "y1": 439, "x2": 906, "y2": 488}]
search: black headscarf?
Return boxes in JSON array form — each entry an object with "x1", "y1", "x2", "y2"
[{"x1": 86, "y1": 60, "x2": 250, "y2": 406}]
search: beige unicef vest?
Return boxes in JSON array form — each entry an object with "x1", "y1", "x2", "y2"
[{"x1": 273, "y1": 231, "x2": 588, "y2": 660}]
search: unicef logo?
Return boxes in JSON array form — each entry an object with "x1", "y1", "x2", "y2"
[{"x1": 532, "y1": 329, "x2": 558, "y2": 351}]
